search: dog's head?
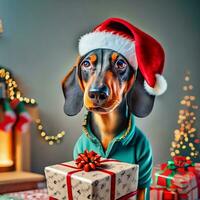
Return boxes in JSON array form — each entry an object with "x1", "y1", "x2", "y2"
[
  {"x1": 62, "y1": 18, "x2": 167, "y2": 117},
  {"x1": 62, "y1": 49, "x2": 155, "y2": 117}
]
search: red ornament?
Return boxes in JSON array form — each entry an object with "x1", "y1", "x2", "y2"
[
  {"x1": 194, "y1": 139, "x2": 200, "y2": 144},
  {"x1": 75, "y1": 150, "x2": 101, "y2": 172}
]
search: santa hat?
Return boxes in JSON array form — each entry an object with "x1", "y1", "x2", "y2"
[{"x1": 78, "y1": 18, "x2": 167, "y2": 96}]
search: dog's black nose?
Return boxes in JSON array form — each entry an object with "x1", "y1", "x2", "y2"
[{"x1": 88, "y1": 85, "x2": 109, "y2": 105}]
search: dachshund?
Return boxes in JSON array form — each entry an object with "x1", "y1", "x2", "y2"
[{"x1": 62, "y1": 18, "x2": 167, "y2": 200}]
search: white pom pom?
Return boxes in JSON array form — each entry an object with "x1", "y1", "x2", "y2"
[{"x1": 144, "y1": 74, "x2": 167, "y2": 96}]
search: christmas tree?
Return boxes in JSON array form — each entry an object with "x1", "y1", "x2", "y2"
[{"x1": 170, "y1": 71, "x2": 200, "y2": 161}]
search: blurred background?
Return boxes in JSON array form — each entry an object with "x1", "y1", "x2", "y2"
[{"x1": 0, "y1": 0, "x2": 199, "y2": 174}]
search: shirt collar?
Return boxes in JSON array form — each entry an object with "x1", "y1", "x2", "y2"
[{"x1": 82, "y1": 112, "x2": 136, "y2": 146}]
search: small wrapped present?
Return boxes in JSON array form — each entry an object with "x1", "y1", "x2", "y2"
[
  {"x1": 150, "y1": 186, "x2": 178, "y2": 200},
  {"x1": 152, "y1": 156, "x2": 199, "y2": 200},
  {"x1": 45, "y1": 150, "x2": 138, "y2": 200}
]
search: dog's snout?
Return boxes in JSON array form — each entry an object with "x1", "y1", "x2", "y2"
[{"x1": 88, "y1": 85, "x2": 109, "y2": 105}]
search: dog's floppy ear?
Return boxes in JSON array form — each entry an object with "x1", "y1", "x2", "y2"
[
  {"x1": 127, "y1": 69, "x2": 155, "y2": 118},
  {"x1": 62, "y1": 64, "x2": 83, "y2": 116}
]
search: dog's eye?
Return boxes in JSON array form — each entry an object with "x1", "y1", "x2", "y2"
[
  {"x1": 115, "y1": 59, "x2": 127, "y2": 70},
  {"x1": 81, "y1": 60, "x2": 91, "y2": 68}
]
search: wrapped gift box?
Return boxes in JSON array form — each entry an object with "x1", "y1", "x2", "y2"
[
  {"x1": 150, "y1": 185, "x2": 198, "y2": 200},
  {"x1": 151, "y1": 157, "x2": 199, "y2": 200},
  {"x1": 150, "y1": 186, "x2": 178, "y2": 200},
  {"x1": 45, "y1": 158, "x2": 138, "y2": 200}
]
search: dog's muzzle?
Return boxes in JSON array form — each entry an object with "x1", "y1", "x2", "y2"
[{"x1": 88, "y1": 84, "x2": 110, "y2": 106}]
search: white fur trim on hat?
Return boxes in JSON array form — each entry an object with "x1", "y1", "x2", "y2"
[
  {"x1": 144, "y1": 74, "x2": 167, "y2": 96},
  {"x1": 79, "y1": 31, "x2": 138, "y2": 70}
]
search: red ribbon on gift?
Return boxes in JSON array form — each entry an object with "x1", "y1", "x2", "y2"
[
  {"x1": 55, "y1": 150, "x2": 137, "y2": 200},
  {"x1": 59, "y1": 162, "x2": 117, "y2": 200}
]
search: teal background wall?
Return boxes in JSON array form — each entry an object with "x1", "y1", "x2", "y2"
[{"x1": 0, "y1": 0, "x2": 199, "y2": 174}]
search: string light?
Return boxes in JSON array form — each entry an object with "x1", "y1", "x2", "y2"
[
  {"x1": 0, "y1": 67, "x2": 66, "y2": 145},
  {"x1": 0, "y1": 68, "x2": 36, "y2": 105},
  {"x1": 170, "y1": 71, "x2": 199, "y2": 160},
  {"x1": 171, "y1": 152, "x2": 175, "y2": 157}
]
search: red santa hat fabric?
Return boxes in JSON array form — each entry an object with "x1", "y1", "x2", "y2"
[{"x1": 78, "y1": 18, "x2": 167, "y2": 96}]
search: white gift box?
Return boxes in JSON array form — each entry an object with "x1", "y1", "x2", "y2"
[{"x1": 45, "y1": 159, "x2": 138, "y2": 200}]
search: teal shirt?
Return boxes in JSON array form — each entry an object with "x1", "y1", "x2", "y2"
[{"x1": 73, "y1": 114, "x2": 153, "y2": 199}]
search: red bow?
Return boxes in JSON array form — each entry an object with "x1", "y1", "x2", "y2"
[
  {"x1": 75, "y1": 150, "x2": 101, "y2": 172},
  {"x1": 173, "y1": 156, "x2": 192, "y2": 168}
]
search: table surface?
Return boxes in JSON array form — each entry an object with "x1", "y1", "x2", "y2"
[{"x1": 0, "y1": 171, "x2": 44, "y2": 184}]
